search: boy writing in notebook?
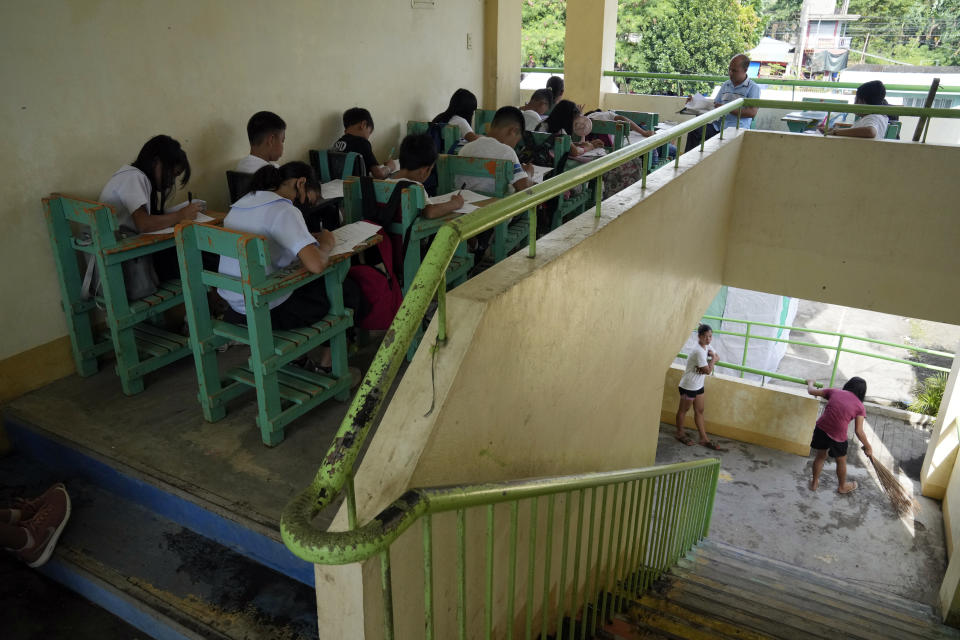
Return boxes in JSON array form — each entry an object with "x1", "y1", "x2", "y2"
[
  {"x1": 333, "y1": 108, "x2": 397, "y2": 179},
  {"x1": 388, "y1": 134, "x2": 463, "y2": 219}
]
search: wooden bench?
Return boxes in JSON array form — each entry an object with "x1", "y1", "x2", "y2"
[
  {"x1": 42, "y1": 194, "x2": 194, "y2": 395},
  {"x1": 583, "y1": 119, "x2": 629, "y2": 151},
  {"x1": 436, "y1": 154, "x2": 524, "y2": 264},
  {"x1": 406, "y1": 121, "x2": 462, "y2": 155},
  {"x1": 308, "y1": 149, "x2": 365, "y2": 183},
  {"x1": 341, "y1": 178, "x2": 473, "y2": 296},
  {"x1": 615, "y1": 110, "x2": 672, "y2": 170},
  {"x1": 473, "y1": 108, "x2": 497, "y2": 136},
  {"x1": 175, "y1": 221, "x2": 355, "y2": 446}
]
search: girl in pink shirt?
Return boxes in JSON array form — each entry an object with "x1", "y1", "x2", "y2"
[{"x1": 806, "y1": 377, "x2": 873, "y2": 494}]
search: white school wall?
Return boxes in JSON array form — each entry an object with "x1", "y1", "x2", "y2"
[{"x1": 0, "y1": 0, "x2": 484, "y2": 369}]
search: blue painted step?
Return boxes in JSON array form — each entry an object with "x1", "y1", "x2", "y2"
[
  {"x1": 3, "y1": 414, "x2": 314, "y2": 586},
  {"x1": 0, "y1": 454, "x2": 319, "y2": 640}
]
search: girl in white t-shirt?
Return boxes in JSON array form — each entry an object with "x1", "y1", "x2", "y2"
[
  {"x1": 675, "y1": 324, "x2": 724, "y2": 450},
  {"x1": 432, "y1": 89, "x2": 480, "y2": 143},
  {"x1": 98, "y1": 135, "x2": 203, "y2": 281}
]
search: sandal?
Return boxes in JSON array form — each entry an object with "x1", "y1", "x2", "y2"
[
  {"x1": 675, "y1": 434, "x2": 694, "y2": 446},
  {"x1": 701, "y1": 440, "x2": 727, "y2": 452}
]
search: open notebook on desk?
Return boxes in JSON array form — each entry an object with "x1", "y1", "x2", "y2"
[{"x1": 330, "y1": 220, "x2": 381, "y2": 257}]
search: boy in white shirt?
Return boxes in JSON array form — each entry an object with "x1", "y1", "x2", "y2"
[
  {"x1": 236, "y1": 111, "x2": 285, "y2": 173},
  {"x1": 822, "y1": 81, "x2": 889, "y2": 140},
  {"x1": 456, "y1": 107, "x2": 535, "y2": 195},
  {"x1": 519, "y1": 89, "x2": 554, "y2": 131}
]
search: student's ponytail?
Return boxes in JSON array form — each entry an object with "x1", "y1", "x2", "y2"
[{"x1": 248, "y1": 161, "x2": 320, "y2": 195}]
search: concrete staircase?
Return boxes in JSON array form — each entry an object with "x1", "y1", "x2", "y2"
[{"x1": 601, "y1": 538, "x2": 959, "y2": 640}]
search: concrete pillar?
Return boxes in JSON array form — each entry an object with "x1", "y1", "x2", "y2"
[
  {"x1": 563, "y1": 0, "x2": 618, "y2": 111},
  {"x1": 921, "y1": 351, "x2": 960, "y2": 499},
  {"x1": 482, "y1": 0, "x2": 521, "y2": 110},
  {"x1": 314, "y1": 562, "x2": 375, "y2": 638}
]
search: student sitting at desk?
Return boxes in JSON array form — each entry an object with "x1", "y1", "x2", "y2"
[
  {"x1": 218, "y1": 162, "x2": 363, "y2": 340},
  {"x1": 520, "y1": 89, "x2": 554, "y2": 131},
  {"x1": 99, "y1": 135, "x2": 202, "y2": 281},
  {"x1": 820, "y1": 81, "x2": 889, "y2": 140},
  {"x1": 432, "y1": 89, "x2": 480, "y2": 143},
  {"x1": 458, "y1": 106, "x2": 535, "y2": 195},
  {"x1": 387, "y1": 134, "x2": 464, "y2": 219},
  {"x1": 536, "y1": 100, "x2": 603, "y2": 158},
  {"x1": 236, "y1": 111, "x2": 285, "y2": 173},
  {"x1": 332, "y1": 107, "x2": 398, "y2": 179}
]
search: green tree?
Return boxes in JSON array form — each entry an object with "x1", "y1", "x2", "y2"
[
  {"x1": 633, "y1": 0, "x2": 762, "y2": 94},
  {"x1": 521, "y1": 0, "x2": 567, "y2": 68}
]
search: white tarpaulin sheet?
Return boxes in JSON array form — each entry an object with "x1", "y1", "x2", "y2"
[{"x1": 678, "y1": 287, "x2": 798, "y2": 382}]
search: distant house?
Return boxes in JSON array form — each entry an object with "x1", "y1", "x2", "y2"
[
  {"x1": 748, "y1": 37, "x2": 794, "y2": 78},
  {"x1": 802, "y1": 0, "x2": 860, "y2": 76}
]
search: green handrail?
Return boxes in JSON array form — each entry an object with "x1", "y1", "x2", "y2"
[
  {"x1": 281, "y1": 97, "x2": 960, "y2": 563},
  {"x1": 521, "y1": 67, "x2": 960, "y2": 94},
  {"x1": 697, "y1": 314, "x2": 953, "y2": 388},
  {"x1": 601, "y1": 70, "x2": 960, "y2": 94}
]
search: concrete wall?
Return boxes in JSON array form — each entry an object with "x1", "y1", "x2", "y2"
[
  {"x1": 942, "y1": 433, "x2": 960, "y2": 625},
  {"x1": 0, "y1": 0, "x2": 484, "y2": 395},
  {"x1": 660, "y1": 365, "x2": 819, "y2": 456},
  {"x1": 725, "y1": 132, "x2": 960, "y2": 326}
]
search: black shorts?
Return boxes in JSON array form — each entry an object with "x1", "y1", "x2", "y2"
[
  {"x1": 679, "y1": 386, "x2": 705, "y2": 399},
  {"x1": 810, "y1": 427, "x2": 848, "y2": 458}
]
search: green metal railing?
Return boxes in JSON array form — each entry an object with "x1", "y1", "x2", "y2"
[
  {"x1": 304, "y1": 459, "x2": 720, "y2": 639},
  {"x1": 692, "y1": 315, "x2": 953, "y2": 389},
  {"x1": 522, "y1": 67, "x2": 960, "y2": 96}
]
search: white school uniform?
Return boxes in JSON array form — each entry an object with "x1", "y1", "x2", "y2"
[
  {"x1": 456, "y1": 137, "x2": 528, "y2": 195},
  {"x1": 235, "y1": 155, "x2": 278, "y2": 174},
  {"x1": 679, "y1": 343, "x2": 712, "y2": 391},
  {"x1": 217, "y1": 191, "x2": 317, "y2": 314},
  {"x1": 522, "y1": 109, "x2": 543, "y2": 131},
  {"x1": 447, "y1": 115, "x2": 475, "y2": 140},
  {"x1": 849, "y1": 114, "x2": 889, "y2": 140},
  {"x1": 98, "y1": 165, "x2": 152, "y2": 233}
]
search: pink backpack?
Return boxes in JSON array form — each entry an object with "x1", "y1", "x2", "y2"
[{"x1": 348, "y1": 229, "x2": 402, "y2": 330}]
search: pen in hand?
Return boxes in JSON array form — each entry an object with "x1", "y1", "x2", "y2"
[{"x1": 188, "y1": 191, "x2": 193, "y2": 203}]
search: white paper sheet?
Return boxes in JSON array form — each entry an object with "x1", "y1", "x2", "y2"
[
  {"x1": 321, "y1": 179, "x2": 345, "y2": 199},
  {"x1": 577, "y1": 147, "x2": 607, "y2": 158},
  {"x1": 330, "y1": 220, "x2": 381, "y2": 256},
  {"x1": 144, "y1": 212, "x2": 215, "y2": 235},
  {"x1": 452, "y1": 203, "x2": 479, "y2": 215},
  {"x1": 428, "y1": 189, "x2": 489, "y2": 206},
  {"x1": 530, "y1": 165, "x2": 552, "y2": 183},
  {"x1": 679, "y1": 93, "x2": 716, "y2": 115}
]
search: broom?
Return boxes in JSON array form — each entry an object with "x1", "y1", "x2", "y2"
[{"x1": 863, "y1": 447, "x2": 920, "y2": 518}]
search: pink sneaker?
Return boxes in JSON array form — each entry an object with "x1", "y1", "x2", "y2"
[
  {"x1": 5, "y1": 483, "x2": 67, "y2": 524},
  {"x1": 18, "y1": 484, "x2": 71, "y2": 568}
]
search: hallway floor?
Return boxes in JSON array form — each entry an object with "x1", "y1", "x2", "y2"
[{"x1": 654, "y1": 408, "x2": 946, "y2": 609}]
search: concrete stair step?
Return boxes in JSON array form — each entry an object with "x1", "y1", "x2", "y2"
[
  {"x1": 697, "y1": 538, "x2": 940, "y2": 621},
  {"x1": 626, "y1": 595, "x2": 776, "y2": 640},
  {"x1": 675, "y1": 550, "x2": 943, "y2": 635},
  {"x1": 0, "y1": 460, "x2": 318, "y2": 640}
]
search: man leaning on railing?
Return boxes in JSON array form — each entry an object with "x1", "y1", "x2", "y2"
[{"x1": 683, "y1": 54, "x2": 760, "y2": 153}]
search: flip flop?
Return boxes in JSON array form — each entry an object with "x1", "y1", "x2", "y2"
[
  {"x1": 838, "y1": 481, "x2": 858, "y2": 495},
  {"x1": 701, "y1": 440, "x2": 728, "y2": 452},
  {"x1": 675, "y1": 434, "x2": 694, "y2": 446}
]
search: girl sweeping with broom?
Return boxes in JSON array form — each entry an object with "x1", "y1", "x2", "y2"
[{"x1": 806, "y1": 377, "x2": 873, "y2": 493}]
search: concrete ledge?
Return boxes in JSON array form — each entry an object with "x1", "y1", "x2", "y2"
[{"x1": 660, "y1": 365, "x2": 818, "y2": 456}]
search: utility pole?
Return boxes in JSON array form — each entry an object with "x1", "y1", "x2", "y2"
[
  {"x1": 860, "y1": 33, "x2": 869, "y2": 63},
  {"x1": 792, "y1": 0, "x2": 811, "y2": 78}
]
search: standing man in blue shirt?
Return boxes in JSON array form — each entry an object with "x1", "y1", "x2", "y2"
[{"x1": 683, "y1": 54, "x2": 760, "y2": 153}]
